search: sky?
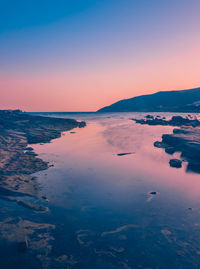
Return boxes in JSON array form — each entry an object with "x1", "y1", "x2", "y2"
[{"x1": 0, "y1": 0, "x2": 200, "y2": 111}]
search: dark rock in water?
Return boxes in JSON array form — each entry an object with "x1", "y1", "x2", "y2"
[
  {"x1": 25, "y1": 151, "x2": 38, "y2": 156},
  {"x1": 169, "y1": 159, "x2": 182, "y2": 168},
  {"x1": 133, "y1": 112, "x2": 200, "y2": 173},
  {"x1": 117, "y1": 152, "x2": 134, "y2": 156},
  {"x1": 155, "y1": 127, "x2": 200, "y2": 173},
  {"x1": 149, "y1": 191, "x2": 157, "y2": 195},
  {"x1": 165, "y1": 147, "x2": 175, "y2": 155},
  {"x1": 79, "y1": 121, "x2": 86, "y2": 128},
  {"x1": 154, "y1": 141, "x2": 165, "y2": 148},
  {"x1": 25, "y1": 147, "x2": 34, "y2": 151},
  {"x1": 154, "y1": 141, "x2": 175, "y2": 154},
  {"x1": 173, "y1": 128, "x2": 190, "y2": 134},
  {"x1": 162, "y1": 134, "x2": 185, "y2": 147},
  {"x1": 133, "y1": 115, "x2": 200, "y2": 127},
  {"x1": 145, "y1": 115, "x2": 154, "y2": 119}
]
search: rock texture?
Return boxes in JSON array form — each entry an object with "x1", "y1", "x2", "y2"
[
  {"x1": 133, "y1": 115, "x2": 200, "y2": 173},
  {"x1": 0, "y1": 109, "x2": 86, "y2": 199}
]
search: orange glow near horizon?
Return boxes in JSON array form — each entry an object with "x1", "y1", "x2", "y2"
[
  {"x1": 1, "y1": 1, "x2": 200, "y2": 112},
  {"x1": 1, "y1": 43, "x2": 200, "y2": 112}
]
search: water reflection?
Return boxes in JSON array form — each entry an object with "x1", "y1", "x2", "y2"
[{"x1": 2, "y1": 112, "x2": 200, "y2": 268}]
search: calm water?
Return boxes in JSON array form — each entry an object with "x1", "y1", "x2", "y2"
[{"x1": 1, "y1": 112, "x2": 200, "y2": 269}]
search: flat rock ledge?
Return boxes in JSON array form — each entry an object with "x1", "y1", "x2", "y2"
[
  {"x1": 133, "y1": 115, "x2": 200, "y2": 173},
  {"x1": 0, "y1": 110, "x2": 86, "y2": 202}
]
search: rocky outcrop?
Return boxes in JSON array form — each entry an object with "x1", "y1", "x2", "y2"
[
  {"x1": 169, "y1": 159, "x2": 182, "y2": 168},
  {"x1": 154, "y1": 127, "x2": 200, "y2": 173},
  {"x1": 0, "y1": 110, "x2": 86, "y2": 199},
  {"x1": 134, "y1": 115, "x2": 200, "y2": 173},
  {"x1": 132, "y1": 115, "x2": 200, "y2": 127}
]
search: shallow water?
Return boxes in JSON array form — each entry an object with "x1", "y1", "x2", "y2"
[{"x1": 1, "y1": 112, "x2": 200, "y2": 268}]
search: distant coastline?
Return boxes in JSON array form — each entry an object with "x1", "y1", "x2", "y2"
[{"x1": 98, "y1": 87, "x2": 200, "y2": 113}]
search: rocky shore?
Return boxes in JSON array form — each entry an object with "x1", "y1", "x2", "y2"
[
  {"x1": 132, "y1": 115, "x2": 200, "y2": 173},
  {"x1": 132, "y1": 115, "x2": 200, "y2": 127},
  {"x1": 0, "y1": 110, "x2": 86, "y2": 268},
  {"x1": 0, "y1": 109, "x2": 86, "y2": 201}
]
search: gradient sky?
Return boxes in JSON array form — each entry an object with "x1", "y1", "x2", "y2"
[{"x1": 0, "y1": 0, "x2": 200, "y2": 111}]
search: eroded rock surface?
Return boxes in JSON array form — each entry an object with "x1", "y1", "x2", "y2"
[
  {"x1": 0, "y1": 110, "x2": 85, "y2": 198},
  {"x1": 132, "y1": 115, "x2": 200, "y2": 127},
  {"x1": 155, "y1": 127, "x2": 200, "y2": 173},
  {"x1": 0, "y1": 110, "x2": 86, "y2": 268},
  {"x1": 133, "y1": 115, "x2": 200, "y2": 173}
]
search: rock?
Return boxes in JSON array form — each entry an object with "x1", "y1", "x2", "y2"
[
  {"x1": 117, "y1": 152, "x2": 135, "y2": 156},
  {"x1": 169, "y1": 159, "x2": 182, "y2": 168},
  {"x1": 145, "y1": 115, "x2": 154, "y2": 119},
  {"x1": 25, "y1": 151, "x2": 38, "y2": 156},
  {"x1": 25, "y1": 147, "x2": 34, "y2": 151},
  {"x1": 134, "y1": 114, "x2": 200, "y2": 173},
  {"x1": 154, "y1": 141, "x2": 164, "y2": 148},
  {"x1": 165, "y1": 147, "x2": 175, "y2": 155},
  {"x1": 0, "y1": 110, "x2": 86, "y2": 198},
  {"x1": 133, "y1": 115, "x2": 200, "y2": 127}
]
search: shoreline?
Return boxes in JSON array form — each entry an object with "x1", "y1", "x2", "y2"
[
  {"x1": 0, "y1": 110, "x2": 86, "y2": 268},
  {"x1": 0, "y1": 110, "x2": 86, "y2": 202},
  {"x1": 133, "y1": 115, "x2": 200, "y2": 173}
]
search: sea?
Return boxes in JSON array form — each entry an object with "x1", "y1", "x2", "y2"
[{"x1": 1, "y1": 112, "x2": 200, "y2": 269}]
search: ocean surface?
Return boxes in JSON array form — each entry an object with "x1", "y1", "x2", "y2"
[{"x1": 1, "y1": 112, "x2": 200, "y2": 269}]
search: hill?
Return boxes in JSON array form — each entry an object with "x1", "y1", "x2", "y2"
[{"x1": 98, "y1": 87, "x2": 200, "y2": 112}]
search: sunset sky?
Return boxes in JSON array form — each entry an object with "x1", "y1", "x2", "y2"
[{"x1": 0, "y1": 0, "x2": 200, "y2": 111}]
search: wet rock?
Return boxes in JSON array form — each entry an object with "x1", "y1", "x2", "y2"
[
  {"x1": 173, "y1": 128, "x2": 190, "y2": 134},
  {"x1": 154, "y1": 141, "x2": 165, "y2": 148},
  {"x1": 25, "y1": 147, "x2": 34, "y2": 151},
  {"x1": 25, "y1": 151, "x2": 38, "y2": 156},
  {"x1": 0, "y1": 217, "x2": 55, "y2": 268},
  {"x1": 169, "y1": 159, "x2": 182, "y2": 168},
  {"x1": 145, "y1": 115, "x2": 154, "y2": 119},
  {"x1": 0, "y1": 110, "x2": 86, "y2": 198},
  {"x1": 165, "y1": 147, "x2": 175, "y2": 155},
  {"x1": 149, "y1": 191, "x2": 157, "y2": 195},
  {"x1": 133, "y1": 115, "x2": 200, "y2": 127},
  {"x1": 117, "y1": 152, "x2": 135, "y2": 156},
  {"x1": 153, "y1": 127, "x2": 200, "y2": 173}
]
